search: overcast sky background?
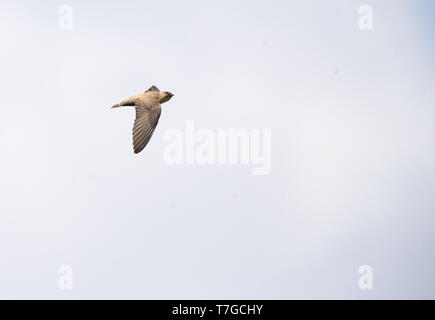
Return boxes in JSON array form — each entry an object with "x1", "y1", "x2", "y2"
[{"x1": 0, "y1": 0, "x2": 434, "y2": 299}]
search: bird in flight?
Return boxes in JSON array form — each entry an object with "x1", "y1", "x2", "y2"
[{"x1": 111, "y1": 85, "x2": 174, "y2": 154}]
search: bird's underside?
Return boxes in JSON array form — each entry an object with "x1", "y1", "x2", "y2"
[{"x1": 112, "y1": 85, "x2": 172, "y2": 154}]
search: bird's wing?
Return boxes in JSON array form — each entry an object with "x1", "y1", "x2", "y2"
[
  {"x1": 145, "y1": 85, "x2": 160, "y2": 93},
  {"x1": 132, "y1": 105, "x2": 161, "y2": 154}
]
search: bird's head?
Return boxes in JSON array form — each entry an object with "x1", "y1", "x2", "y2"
[{"x1": 159, "y1": 91, "x2": 174, "y2": 103}]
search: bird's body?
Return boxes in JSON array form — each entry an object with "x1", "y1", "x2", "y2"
[{"x1": 111, "y1": 85, "x2": 174, "y2": 154}]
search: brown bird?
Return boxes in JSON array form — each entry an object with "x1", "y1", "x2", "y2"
[{"x1": 111, "y1": 85, "x2": 174, "y2": 154}]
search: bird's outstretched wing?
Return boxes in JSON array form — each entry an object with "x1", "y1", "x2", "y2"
[
  {"x1": 145, "y1": 85, "x2": 160, "y2": 93},
  {"x1": 132, "y1": 105, "x2": 161, "y2": 154}
]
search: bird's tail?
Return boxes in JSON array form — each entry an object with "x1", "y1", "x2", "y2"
[{"x1": 111, "y1": 103, "x2": 121, "y2": 109}]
